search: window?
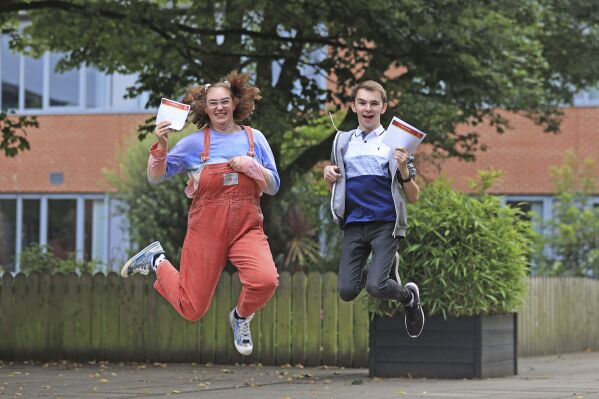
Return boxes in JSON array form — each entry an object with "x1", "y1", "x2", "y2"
[
  {"x1": 506, "y1": 200, "x2": 543, "y2": 222},
  {"x1": 24, "y1": 52, "x2": 43, "y2": 109},
  {"x1": 47, "y1": 199, "x2": 77, "y2": 259},
  {"x1": 22, "y1": 199, "x2": 40, "y2": 249},
  {"x1": 84, "y1": 199, "x2": 106, "y2": 262},
  {"x1": 0, "y1": 33, "x2": 149, "y2": 113},
  {"x1": 505, "y1": 199, "x2": 545, "y2": 235},
  {"x1": 86, "y1": 67, "x2": 107, "y2": 108},
  {"x1": 0, "y1": 200, "x2": 17, "y2": 272},
  {"x1": 1, "y1": 36, "x2": 19, "y2": 109},
  {"x1": 0, "y1": 195, "x2": 129, "y2": 272},
  {"x1": 49, "y1": 53, "x2": 79, "y2": 107},
  {"x1": 573, "y1": 86, "x2": 599, "y2": 106}
]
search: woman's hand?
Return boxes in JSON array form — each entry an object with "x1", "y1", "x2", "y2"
[
  {"x1": 323, "y1": 164, "x2": 341, "y2": 184},
  {"x1": 229, "y1": 156, "x2": 271, "y2": 192},
  {"x1": 228, "y1": 155, "x2": 253, "y2": 172},
  {"x1": 155, "y1": 121, "x2": 172, "y2": 148}
]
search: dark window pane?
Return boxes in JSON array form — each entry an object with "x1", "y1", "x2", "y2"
[
  {"x1": 0, "y1": 199, "x2": 16, "y2": 272},
  {"x1": 84, "y1": 200, "x2": 93, "y2": 261},
  {"x1": 507, "y1": 201, "x2": 533, "y2": 221},
  {"x1": 24, "y1": 54, "x2": 43, "y2": 109},
  {"x1": 506, "y1": 200, "x2": 543, "y2": 234},
  {"x1": 48, "y1": 199, "x2": 76, "y2": 259},
  {"x1": 49, "y1": 53, "x2": 79, "y2": 107},
  {"x1": 22, "y1": 199, "x2": 40, "y2": 248},
  {"x1": 1, "y1": 36, "x2": 19, "y2": 110}
]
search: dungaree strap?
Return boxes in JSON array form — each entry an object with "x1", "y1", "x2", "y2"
[
  {"x1": 200, "y1": 126, "x2": 255, "y2": 162},
  {"x1": 201, "y1": 127, "x2": 211, "y2": 161},
  {"x1": 242, "y1": 125, "x2": 255, "y2": 157}
]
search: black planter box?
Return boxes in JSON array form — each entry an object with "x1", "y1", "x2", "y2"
[{"x1": 369, "y1": 313, "x2": 517, "y2": 379}]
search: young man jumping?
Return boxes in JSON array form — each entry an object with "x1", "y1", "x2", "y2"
[{"x1": 323, "y1": 80, "x2": 424, "y2": 337}]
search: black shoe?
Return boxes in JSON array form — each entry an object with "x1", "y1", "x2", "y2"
[{"x1": 404, "y1": 282, "x2": 424, "y2": 338}]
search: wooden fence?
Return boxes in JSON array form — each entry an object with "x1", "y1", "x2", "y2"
[
  {"x1": 0, "y1": 271, "x2": 369, "y2": 366},
  {"x1": 517, "y1": 277, "x2": 599, "y2": 356},
  {"x1": 0, "y1": 272, "x2": 598, "y2": 365}
]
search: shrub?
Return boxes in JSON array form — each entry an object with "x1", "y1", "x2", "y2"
[
  {"x1": 18, "y1": 243, "x2": 98, "y2": 274},
  {"x1": 370, "y1": 177, "x2": 532, "y2": 318},
  {"x1": 531, "y1": 152, "x2": 599, "y2": 277}
]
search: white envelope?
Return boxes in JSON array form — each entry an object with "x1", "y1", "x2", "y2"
[
  {"x1": 383, "y1": 116, "x2": 427, "y2": 154},
  {"x1": 156, "y1": 98, "x2": 191, "y2": 131}
]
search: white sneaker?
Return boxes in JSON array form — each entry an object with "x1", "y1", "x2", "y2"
[
  {"x1": 229, "y1": 308, "x2": 254, "y2": 356},
  {"x1": 120, "y1": 241, "x2": 164, "y2": 278}
]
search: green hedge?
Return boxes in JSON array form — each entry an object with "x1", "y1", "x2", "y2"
[{"x1": 372, "y1": 179, "x2": 532, "y2": 317}]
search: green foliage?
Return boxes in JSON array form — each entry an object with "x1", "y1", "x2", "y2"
[
  {"x1": 18, "y1": 244, "x2": 98, "y2": 274},
  {"x1": 280, "y1": 110, "x2": 346, "y2": 167},
  {"x1": 3, "y1": 0, "x2": 599, "y2": 170},
  {"x1": 268, "y1": 165, "x2": 341, "y2": 273},
  {"x1": 106, "y1": 128, "x2": 192, "y2": 261},
  {"x1": 371, "y1": 178, "x2": 532, "y2": 318},
  {"x1": 532, "y1": 152, "x2": 599, "y2": 277},
  {"x1": 267, "y1": 112, "x2": 345, "y2": 271},
  {"x1": 0, "y1": 111, "x2": 38, "y2": 157}
]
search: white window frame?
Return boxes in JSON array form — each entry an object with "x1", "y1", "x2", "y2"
[
  {"x1": 501, "y1": 195, "x2": 553, "y2": 225},
  {"x1": 0, "y1": 33, "x2": 152, "y2": 115},
  {"x1": 0, "y1": 193, "x2": 111, "y2": 273}
]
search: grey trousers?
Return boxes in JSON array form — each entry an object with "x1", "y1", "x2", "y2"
[{"x1": 338, "y1": 221, "x2": 411, "y2": 304}]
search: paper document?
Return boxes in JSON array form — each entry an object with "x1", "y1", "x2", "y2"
[
  {"x1": 156, "y1": 98, "x2": 191, "y2": 131},
  {"x1": 383, "y1": 116, "x2": 427, "y2": 154}
]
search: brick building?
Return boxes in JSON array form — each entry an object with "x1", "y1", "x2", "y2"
[
  {"x1": 0, "y1": 33, "x2": 151, "y2": 272},
  {"x1": 425, "y1": 107, "x2": 599, "y2": 222}
]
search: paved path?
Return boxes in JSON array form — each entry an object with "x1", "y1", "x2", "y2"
[{"x1": 0, "y1": 351, "x2": 597, "y2": 398}]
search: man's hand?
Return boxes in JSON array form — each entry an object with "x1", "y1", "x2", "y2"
[
  {"x1": 324, "y1": 165, "x2": 341, "y2": 184},
  {"x1": 394, "y1": 147, "x2": 410, "y2": 178}
]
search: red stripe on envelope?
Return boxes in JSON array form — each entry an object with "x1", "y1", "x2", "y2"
[
  {"x1": 392, "y1": 119, "x2": 424, "y2": 139},
  {"x1": 161, "y1": 99, "x2": 190, "y2": 111}
]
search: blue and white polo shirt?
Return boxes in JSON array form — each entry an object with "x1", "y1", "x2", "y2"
[{"x1": 343, "y1": 125, "x2": 412, "y2": 225}]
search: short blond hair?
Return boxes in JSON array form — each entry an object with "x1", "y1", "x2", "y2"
[{"x1": 351, "y1": 80, "x2": 387, "y2": 103}]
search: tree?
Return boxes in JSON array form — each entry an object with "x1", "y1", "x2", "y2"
[
  {"x1": 532, "y1": 152, "x2": 599, "y2": 278},
  {"x1": 2, "y1": 1, "x2": 599, "y2": 163},
  {"x1": 2, "y1": 0, "x2": 599, "y2": 252}
]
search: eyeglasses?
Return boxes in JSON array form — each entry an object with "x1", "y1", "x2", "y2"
[{"x1": 207, "y1": 98, "x2": 232, "y2": 108}]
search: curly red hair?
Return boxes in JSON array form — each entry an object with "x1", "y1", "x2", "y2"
[{"x1": 182, "y1": 71, "x2": 262, "y2": 129}]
